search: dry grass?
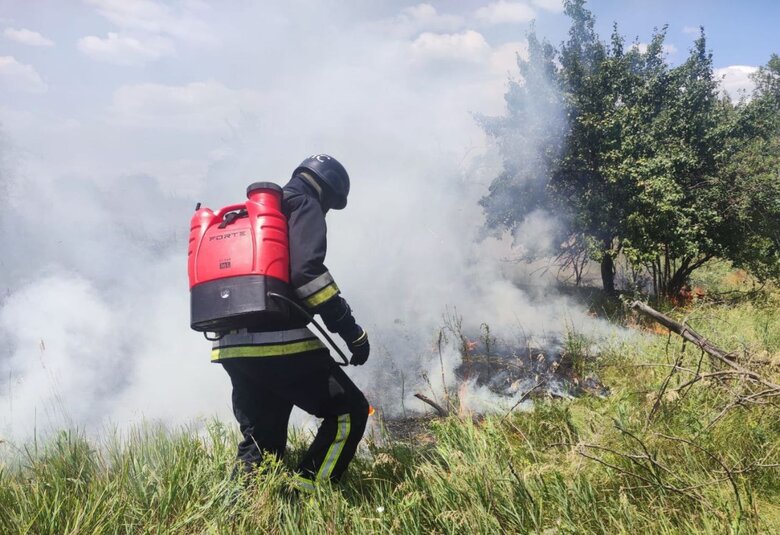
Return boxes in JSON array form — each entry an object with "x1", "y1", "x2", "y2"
[{"x1": 1, "y1": 267, "x2": 779, "y2": 534}]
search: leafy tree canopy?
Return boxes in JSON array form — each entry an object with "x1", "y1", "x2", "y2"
[{"x1": 480, "y1": 0, "x2": 780, "y2": 295}]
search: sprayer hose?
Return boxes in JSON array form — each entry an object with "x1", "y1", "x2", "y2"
[{"x1": 267, "y1": 292, "x2": 349, "y2": 366}]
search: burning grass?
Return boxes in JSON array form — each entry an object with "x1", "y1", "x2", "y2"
[{"x1": 381, "y1": 327, "x2": 611, "y2": 432}]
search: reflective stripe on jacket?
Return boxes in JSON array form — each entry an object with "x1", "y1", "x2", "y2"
[
  {"x1": 294, "y1": 271, "x2": 340, "y2": 308},
  {"x1": 211, "y1": 327, "x2": 324, "y2": 362}
]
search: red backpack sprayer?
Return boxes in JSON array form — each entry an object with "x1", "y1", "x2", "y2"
[{"x1": 187, "y1": 181, "x2": 355, "y2": 369}]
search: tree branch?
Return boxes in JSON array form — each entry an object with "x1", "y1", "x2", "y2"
[
  {"x1": 630, "y1": 301, "x2": 780, "y2": 392},
  {"x1": 414, "y1": 393, "x2": 448, "y2": 417}
]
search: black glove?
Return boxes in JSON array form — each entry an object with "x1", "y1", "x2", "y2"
[{"x1": 347, "y1": 329, "x2": 370, "y2": 366}]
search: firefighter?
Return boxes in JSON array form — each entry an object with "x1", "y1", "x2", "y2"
[{"x1": 213, "y1": 154, "x2": 370, "y2": 491}]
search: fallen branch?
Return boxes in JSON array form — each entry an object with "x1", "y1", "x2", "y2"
[
  {"x1": 630, "y1": 301, "x2": 780, "y2": 392},
  {"x1": 501, "y1": 381, "x2": 545, "y2": 422},
  {"x1": 414, "y1": 393, "x2": 448, "y2": 417},
  {"x1": 631, "y1": 301, "x2": 733, "y2": 361},
  {"x1": 647, "y1": 351, "x2": 684, "y2": 424}
]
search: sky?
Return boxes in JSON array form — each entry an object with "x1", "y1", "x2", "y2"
[{"x1": 0, "y1": 1, "x2": 777, "y2": 443}]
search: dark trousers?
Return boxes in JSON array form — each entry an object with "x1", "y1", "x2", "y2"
[{"x1": 221, "y1": 350, "x2": 369, "y2": 483}]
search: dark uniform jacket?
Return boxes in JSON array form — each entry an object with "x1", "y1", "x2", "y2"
[{"x1": 210, "y1": 175, "x2": 360, "y2": 361}]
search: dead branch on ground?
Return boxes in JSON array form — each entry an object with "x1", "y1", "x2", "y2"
[
  {"x1": 631, "y1": 300, "x2": 780, "y2": 431},
  {"x1": 501, "y1": 381, "x2": 545, "y2": 422},
  {"x1": 414, "y1": 393, "x2": 448, "y2": 417},
  {"x1": 630, "y1": 301, "x2": 780, "y2": 392}
]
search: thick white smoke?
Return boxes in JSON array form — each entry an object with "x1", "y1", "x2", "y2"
[{"x1": 0, "y1": 2, "x2": 617, "y2": 445}]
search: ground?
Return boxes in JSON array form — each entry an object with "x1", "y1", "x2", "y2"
[{"x1": 1, "y1": 262, "x2": 779, "y2": 534}]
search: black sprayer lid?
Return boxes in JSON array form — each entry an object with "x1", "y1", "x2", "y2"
[{"x1": 246, "y1": 182, "x2": 283, "y2": 198}]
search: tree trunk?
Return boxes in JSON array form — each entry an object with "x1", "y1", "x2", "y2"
[
  {"x1": 650, "y1": 261, "x2": 658, "y2": 297},
  {"x1": 667, "y1": 266, "x2": 690, "y2": 296},
  {"x1": 666, "y1": 256, "x2": 712, "y2": 297},
  {"x1": 600, "y1": 250, "x2": 615, "y2": 294}
]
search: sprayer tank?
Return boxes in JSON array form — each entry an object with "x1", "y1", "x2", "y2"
[{"x1": 187, "y1": 182, "x2": 291, "y2": 332}]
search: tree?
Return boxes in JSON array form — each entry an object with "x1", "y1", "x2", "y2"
[
  {"x1": 554, "y1": 0, "x2": 615, "y2": 291},
  {"x1": 479, "y1": 0, "x2": 780, "y2": 296},
  {"x1": 481, "y1": 0, "x2": 661, "y2": 293},
  {"x1": 754, "y1": 54, "x2": 780, "y2": 101},
  {"x1": 478, "y1": 30, "x2": 565, "y2": 235},
  {"x1": 707, "y1": 54, "x2": 780, "y2": 282},
  {"x1": 616, "y1": 31, "x2": 733, "y2": 295}
]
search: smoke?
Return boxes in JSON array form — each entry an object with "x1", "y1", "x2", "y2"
[{"x1": 0, "y1": 3, "x2": 619, "y2": 444}]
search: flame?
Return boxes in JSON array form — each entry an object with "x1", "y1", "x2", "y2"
[{"x1": 368, "y1": 405, "x2": 375, "y2": 416}]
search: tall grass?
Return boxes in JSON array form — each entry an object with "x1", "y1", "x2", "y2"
[{"x1": 2, "y1": 281, "x2": 779, "y2": 533}]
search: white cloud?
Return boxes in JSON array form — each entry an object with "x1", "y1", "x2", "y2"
[
  {"x1": 403, "y1": 3, "x2": 437, "y2": 20},
  {"x1": 632, "y1": 42, "x2": 677, "y2": 55},
  {"x1": 108, "y1": 80, "x2": 261, "y2": 130},
  {"x1": 531, "y1": 0, "x2": 563, "y2": 13},
  {"x1": 410, "y1": 30, "x2": 491, "y2": 64},
  {"x1": 715, "y1": 65, "x2": 758, "y2": 101},
  {"x1": 3, "y1": 27, "x2": 55, "y2": 47},
  {"x1": 84, "y1": 0, "x2": 216, "y2": 44},
  {"x1": 79, "y1": 0, "x2": 216, "y2": 65},
  {"x1": 0, "y1": 56, "x2": 47, "y2": 93},
  {"x1": 475, "y1": 1, "x2": 536, "y2": 25},
  {"x1": 682, "y1": 25, "x2": 700, "y2": 36},
  {"x1": 401, "y1": 4, "x2": 464, "y2": 30},
  {"x1": 489, "y1": 40, "x2": 529, "y2": 76},
  {"x1": 77, "y1": 32, "x2": 175, "y2": 65},
  {"x1": 379, "y1": 3, "x2": 464, "y2": 38}
]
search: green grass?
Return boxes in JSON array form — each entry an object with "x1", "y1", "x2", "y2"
[{"x1": 2, "y1": 272, "x2": 779, "y2": 534}]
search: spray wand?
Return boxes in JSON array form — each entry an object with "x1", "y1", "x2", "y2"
[
  {"x1": 267, "y1": 292, "x2": 375, "y2": 417},
  {"x1": 268, "y1": 292, "x2": 376, "y2": 416},
  {"x1": 267, "y1": 292, "x2": 349, "y2": 366}
]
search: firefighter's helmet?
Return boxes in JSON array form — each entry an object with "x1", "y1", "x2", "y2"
[{"x1": 293, "y1": 154, "x2": 350, "y2": 210}]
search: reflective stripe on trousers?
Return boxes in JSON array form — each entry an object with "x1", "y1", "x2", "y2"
[
  {"x1": 317, "y1": 413, "x2": 351, "y2": 481},
  {"x1": 294, "y1": 413, "x2": 352, "y2": 491}
]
